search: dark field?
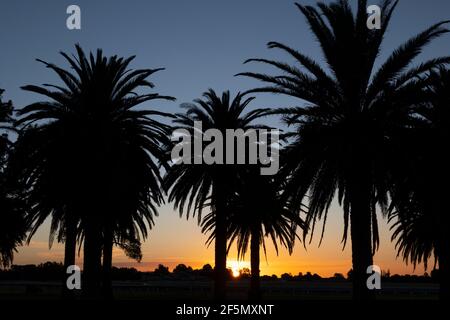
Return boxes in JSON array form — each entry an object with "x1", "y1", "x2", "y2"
[{"x1": 0, "y1": 280, "x2": 438, "y2": 300}]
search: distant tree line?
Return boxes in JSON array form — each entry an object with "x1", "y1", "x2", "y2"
[{"x1": 0, "y1": 261, "x2": 439, "y2": 284}]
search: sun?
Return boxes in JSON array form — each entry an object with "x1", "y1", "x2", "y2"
[{"x1": 227, "y1": 260, "x2": 250, "y2": 278}]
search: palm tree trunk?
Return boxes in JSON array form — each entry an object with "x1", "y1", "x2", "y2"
[
  {"x1": 213, "y1": 183, "x2": 227, "y2": 300},
  {"x1": 349, "y1": 177, "x2": 375, "y2": 301},
  {"x1": 101, "y1": 226, "x2": 113, "y2": 300},
  {"x1": 249, "y1": 227, "x2": 261, "y2": 301},
  {"x1": 214, "y1": 212, "x2": 227, "y2": 300},
  {"x1": 62, "y1": 215, "x2": 77, "y2": 299},
  {"x1": 82, "y1": 217, "x2": 102, "y2": 299}
]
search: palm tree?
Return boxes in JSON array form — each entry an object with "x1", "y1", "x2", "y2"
[
  {"x1": 14, "y1": 45, "x2": 175, "y2": 297},
  {"x1": 390, "y1": 67, "x2": 450, "y2": 299},
  {"x1": 164, "y1": 89, "x2": 268, "y2": 300},
  {"x1": 422, "y1": 67, "x2": 450, "y2": 299},
  {"x1": 0, "y1": 89, "x2": 26, "y2": 268},
  {"x1": 202, "y1": 168, "x2": 305, "y2": 300},
  {"x1": 237, "y1": 0, "x2": 450, "y2": 299}
]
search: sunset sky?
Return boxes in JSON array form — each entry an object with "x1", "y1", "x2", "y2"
[{"x1": 1, "y1": 0, "x2": 449, "y2": 277}]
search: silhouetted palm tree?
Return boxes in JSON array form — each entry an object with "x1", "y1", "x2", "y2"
[
  {"x1": 0, "y1": 89, "x2": 26, "y2": 268},
  {"x1": 202, "y1": 168, "x2": 305, "y2": 300},
  {"x1": 164, "y1": 89, "x2": 268, "y2": 300},
  {"x1": 14, "y1": 45, "x2": 175, "y2": 297},
  {"x1": 390, "y1": 67, "x2": 450, "y2": 300},
  {"x1": 238, "y1": 0, "x2": 450, "y2": 300}
]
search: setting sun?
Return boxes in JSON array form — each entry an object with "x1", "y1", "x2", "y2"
[{"x1": 227, "y1": 260, "x2": 250, "y2": 278}]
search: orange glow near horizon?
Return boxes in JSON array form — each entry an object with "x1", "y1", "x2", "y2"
[{"x1": 12, "y1": 203, "x2": 429, "y2": 278}]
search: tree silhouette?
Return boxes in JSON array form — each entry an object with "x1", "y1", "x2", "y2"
[
  {"x1": 390, "y1": 67, "x2": 450, "y2": 300},
  {"x1": 238, "y1": 0, "x2": 450, "y2": 300},
  {"x1": 0, "y1": 89, "x2": 26, "y2": 268},
  {"x1": 164, "y1": 89, "x2": 268, "y2": 300},
  {"x1": 13, "y1": 45, "x2": 175, "y2": 298},
  {"x1": 202, "y1": 168, "x2": 305, "y2": 300}
]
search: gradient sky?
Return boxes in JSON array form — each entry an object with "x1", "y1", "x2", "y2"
[{"x1": 1, "y1": 0, "x2": 449, "y2": 277}]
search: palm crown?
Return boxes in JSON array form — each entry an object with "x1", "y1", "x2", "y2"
[{"x1": 13, "y1": 44, "x2": 175, "y2": 294}]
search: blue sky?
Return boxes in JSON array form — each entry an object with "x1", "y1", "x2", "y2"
[{"x1": 2, "y1": 0, "x2": 450, "y2": 112}]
